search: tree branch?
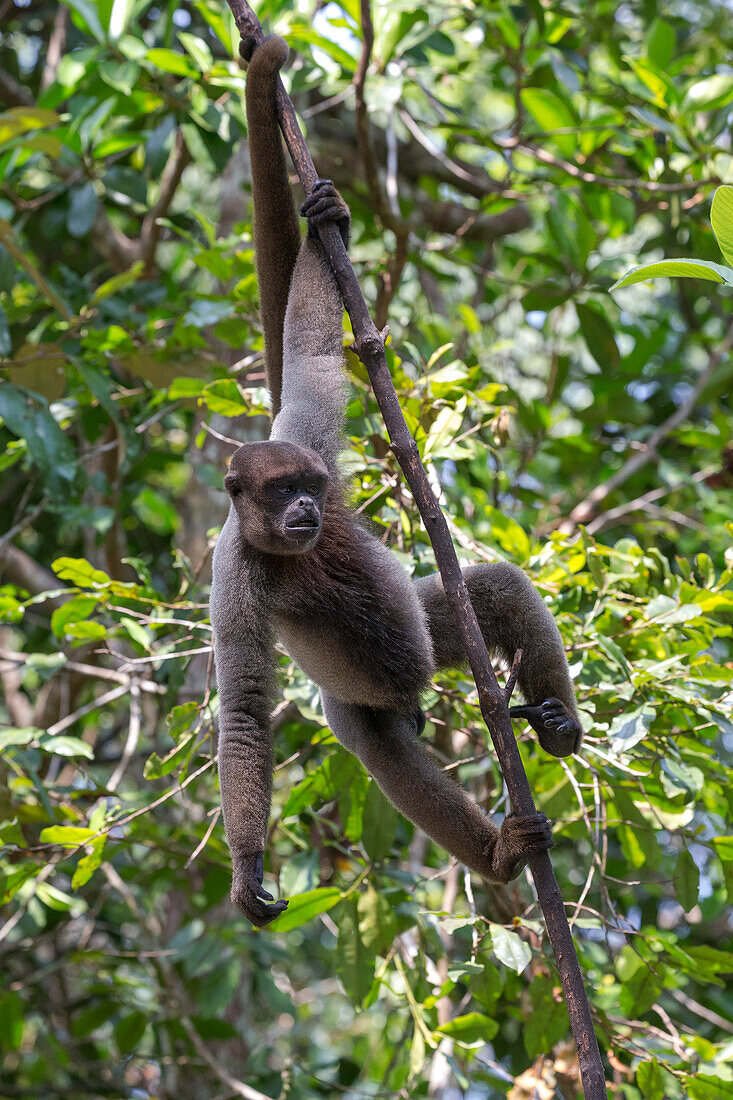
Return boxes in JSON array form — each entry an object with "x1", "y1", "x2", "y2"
[
  {"x1": 558, "y1": 319, "x2": 733, "y2": 533},
  {"x1": 224, "y1": 4, "x2": 608, "y2": 1096},
  {"x1": 0, "y1": 65, "x2": 33, "y2": 108},
  {"x1": 140, "y1": 129, "x2": 191, "y2": 273}
]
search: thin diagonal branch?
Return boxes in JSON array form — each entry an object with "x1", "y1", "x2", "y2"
[{"x1": 559, "y1": 319, "x2": 733, "y2": 532}]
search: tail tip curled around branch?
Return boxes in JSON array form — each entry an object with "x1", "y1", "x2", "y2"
[{"x1": 241, "y1": 33, "x2": 288, "y2": 72}]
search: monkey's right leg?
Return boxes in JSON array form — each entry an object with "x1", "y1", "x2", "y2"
[
  {"x1": 321, "y1": 694, "x2": 553, "y2": 882},
  {"x1": 415, "y1": 563, "x2": 583, "y2": 757}
]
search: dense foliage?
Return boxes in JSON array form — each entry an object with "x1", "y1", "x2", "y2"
[{"x1": 1, "y1": 1, "x2": 732, "y2": 1097}]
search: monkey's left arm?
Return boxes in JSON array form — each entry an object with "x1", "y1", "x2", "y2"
[
  {"x1": 211, "y1": 523, "x2": 286, "y2": 927},
  {"x1": 270, "y1": 182, "x2": 351, "y2": 474}
]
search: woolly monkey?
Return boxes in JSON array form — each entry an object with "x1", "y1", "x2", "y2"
[{"x1": 210, "y1": 36, "x2": 582, "y2": 926}]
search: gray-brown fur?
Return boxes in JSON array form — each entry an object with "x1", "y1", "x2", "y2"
[
  {"x1": 245, "y1": 36, "x2": 301, "y2": 418},
  {"x1": 211, "y1": 36, "x2": 581, "y2": 926}
]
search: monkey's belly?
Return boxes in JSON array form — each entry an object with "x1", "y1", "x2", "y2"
[{"x1": 275, "y1": 614, "x2": 433, "y2": 711}]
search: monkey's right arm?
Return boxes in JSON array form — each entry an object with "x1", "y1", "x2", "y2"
[{"x1": 211, "y1": 521, "x2": 286, "y2": 927}]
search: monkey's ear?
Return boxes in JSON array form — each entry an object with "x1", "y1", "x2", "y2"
[{"x1": 224, "y1": 473, "x2": 242, "y2": 497}]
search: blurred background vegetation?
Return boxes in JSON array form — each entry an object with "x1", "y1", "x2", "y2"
[{"x1": 1, "y1": 0, "x2": 732, "y2": 1097}]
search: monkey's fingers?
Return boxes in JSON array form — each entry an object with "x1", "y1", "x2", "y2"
[{"x1": 255, "y1": 882, "x2": 275, "y2": 902}]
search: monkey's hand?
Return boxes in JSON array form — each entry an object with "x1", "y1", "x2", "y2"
[
  {"x1": 510, "y1": 697, "x2": 583, "y2": 758},
  {"x1": 301, "y1": 179, "x2": 351, "y2": 247},
  {"x1": 231, "y1": 852, "x2": 288, "y2": 928},
  {"x1": 485, "y1": 811, "x2": 553, "y2": 883}
]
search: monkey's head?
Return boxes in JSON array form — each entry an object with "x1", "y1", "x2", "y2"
[{"x1": 225, "y1": 441, "x2": 328, "y2": 555}]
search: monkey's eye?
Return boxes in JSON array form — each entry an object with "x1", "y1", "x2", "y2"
[
  {"x1": 306, "y1": 483, "x2": 321, "y2": 495},
  {"x1": 278, "y1": 485, "x2": 296, "y2": 496}
]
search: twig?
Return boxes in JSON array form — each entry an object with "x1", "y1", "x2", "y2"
[
  {"x1": 140, "y1": 130, "x2": 191, "y2": 271},
  {"x1": 584, "y1": 465, "x2": 715, "y2": 536},
  {"x1": 179, "y1": 1017, "x2": 276, "y2": 1100},
  {"x1": 107, "y1": 679, "x2": 142, "y2": 792},
  {"x1": 559, "y1": 319, "x2": 733, "y2": 532},
  {"x1": 0, "y1": 648, "x2": 164, "y2": 693},
  {"x1": 498, "y1": 137, "x2": 719, "y2": 194},
  {"x1": 185, "y1": 807, "x2": 221, "y2": 869},
  {"x1": 45, "y1": 683, "x2": 129, "y2": 736},
  {"x1": 504, "y1": 648, "x2": 522, "y2": 703},
  {"x1": 40, "y1": 5, "x2": 68, "y2": 92},
  {"x1": 669, "y1": 988, "x2": 733, "y2": 1034},
  {"x1": 224, "y1": 5, "x2": 608, "y2": 1096}
]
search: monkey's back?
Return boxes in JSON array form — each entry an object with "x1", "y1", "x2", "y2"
[{"x1": 269, "y1": 506, "x2": 435, "y2": 711}]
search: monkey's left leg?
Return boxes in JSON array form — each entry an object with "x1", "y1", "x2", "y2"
[
  {"x1": 414, "y1": 563, "x2": 583, "y2": 757},
  {"x1": 321, "y1": 693, "x2": 553, "y2": 882}
]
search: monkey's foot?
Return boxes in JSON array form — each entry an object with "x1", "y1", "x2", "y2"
[
  {"x1": 301, "y1": 179, "x2": 350, "y2": 246},
  {"x1": 510, "y1": 697, "x2": 583, "y2": 758},
  {"x1": 231, "y1": 852, "x2": 288, "y2": 928},
  {"x1": 486, "y1": 812, "x2": 554, "y2": 883}
]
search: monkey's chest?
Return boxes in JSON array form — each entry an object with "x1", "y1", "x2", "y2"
[{"x1": 274, "y1": 594, "x2": 433, "y2": 712}]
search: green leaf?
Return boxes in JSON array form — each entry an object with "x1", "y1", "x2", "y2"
[
  {"x1": 92, "y1": 261, "x2": 145, "y2": 303},
  {"x1": 576, "y1": 301, "x2": 621, "y2": 370},
  {"x1": 178, "y1": 32, "x2": 213, "y2": 72},
  {"x1": 0, "y1": 384, "x2": 77, "y2": 492},
  {"x1": 38, "y1": 735, "x2": 94, "y2": 760},
  {"x1": 62, "y1": 0, "x2": 106, "y2": 43},
  {"x1": 636, "y1": 1059, "x2": 667, "y2": 1100},
  {"x1": 618, "y1": 964, "x2": 661, "y2": 1017},
  {"x1": 711, "y1": 186, "x2": 733, "y2": 267},
  {"x1": 337, "y1": 897, "x2": 375, "y2": 1005},
  {"x1": 0, "y1": 865, "x2": 42, "y2": 905},
  {"x1": 145, "y1": 48, "x2": 198, "y2": 78},
  {"x1": 0, "y1": 727, "x2": 37, "y2": 751},
  {"x1": 660, "y1": 758, "x2": 704, "y2": 801},
  {"x1": 0, "y1": 992, "x2": 24, "y2": 1051},
  {"x1": 683, "y1": 1076, "x2": 733, "y2": 1100},
  {"x1": 72, "y1": 836, "x2": 106, "y2": 889},
  {"x1": 52, "y1": 557, "x2": 111, "y2": 587},
  {"x1": 0, "y1": 302, "x2": 10, "y2": 356},
  {"x1": 524, "y1": 976, "x2": 569, "y2": 1058},
  {"x1": 51, "y1": 595, "x2": 100, "y2": 639},
  {"x1": 358, "y1": 883, "x2": 397, "y2": 955},
  {"x1": 268, "y1": 887, "x2": 341, "y2": 932},
  {"x1": 686, "y1": 75, "x2": 733, "y2": 111},
  {"x1": 520, "y1": 88, "x2": 577, "y2": 156},
  {"x1": 436, "y1": 1012, "x2": 498, "y2": 1044},
  {"x1": 675, "y1": 849, "x2": 700, "y2": 911},
  {"x1": 489, "y1": 925, "x2": 531, "y2": 974},
  {"x1": 114, "y1": 1011, "x2": 147, "y2": 1054},
  {"x1": 40, "y1": 826, "x2": 97, "y2": 846},
  {"x1": 646, "y1": 19, "x2": 675, "y2": 68},
  {"x1": 67, "y1": 182, "x2": 97, "y2": 238},
  {"x1": 611, "y1": 258, "x2": 733, "y2": 290},
  {"x1": 143, "y1": 734, "x2": 195, "y2": 780},
  {"x1": 361, "y1": 782, "x2": 399, "y2": 862}
]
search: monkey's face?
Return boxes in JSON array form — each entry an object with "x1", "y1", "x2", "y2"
[{"x1": 225, "y1": 441, "x2": 328, "y2": 555}]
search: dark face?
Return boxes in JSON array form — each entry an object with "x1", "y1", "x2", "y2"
[{"x1": 224, "y1": 441, "x2": 328, "y2": 555}]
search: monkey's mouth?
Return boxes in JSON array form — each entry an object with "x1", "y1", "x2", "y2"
[{"x1": 284, "y1": 520, "x2": 320, "y2": 540}]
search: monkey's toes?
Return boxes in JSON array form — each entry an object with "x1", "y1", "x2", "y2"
[
  {"x1": 505, "y1": 811, "x2": 554, "y2": 850},
  {"x1": 510, "y1": 697, "x2": 582, "y2": 758},
  {"x1": 301, "y1": 180, "x2": 350, "y2": 244}
]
